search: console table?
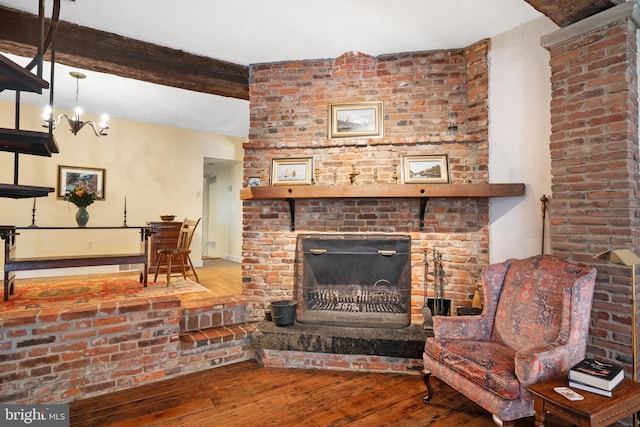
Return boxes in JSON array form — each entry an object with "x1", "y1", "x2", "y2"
[{"x1": 0, "y1": 226, "x2": 152, "y2": 301}]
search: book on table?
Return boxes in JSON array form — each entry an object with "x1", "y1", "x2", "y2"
[
  {"x1": 568, "y1": 358, "x2": 624, "y2": 391},
  {"x1": 568, "y1": 380, "x2": 615, "y2": 397}
]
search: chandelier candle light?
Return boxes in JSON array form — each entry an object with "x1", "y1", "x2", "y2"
[{"x1": 42, "y1": 71, "x2": 109, "y2": 137}]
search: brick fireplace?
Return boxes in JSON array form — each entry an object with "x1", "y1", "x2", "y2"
[
  {"x1": 242, "y1": 2, "x2": 640, "y2": 381},
  {"x1": 243, "y1": 41, "x2": 493, "y2": 370}
]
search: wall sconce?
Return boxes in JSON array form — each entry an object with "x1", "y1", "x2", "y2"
[{"x1": 447, "y1": 109, "x2": 458, "y2": 135}]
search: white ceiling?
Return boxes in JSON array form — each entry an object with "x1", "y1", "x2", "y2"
[{"x1": 0, "y1": 0, "x2": 544, "y2": 138}]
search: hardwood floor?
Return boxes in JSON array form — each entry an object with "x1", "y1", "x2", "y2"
[
  {"x1": 197, "y1": 257, "x2": 242, "y2": 296},
  {"x1": 16, "y1": 262, "x2": 604, "y2": 426},
  {"x1": 69, "y1": 360, "x2": 580, "y2": 427}
]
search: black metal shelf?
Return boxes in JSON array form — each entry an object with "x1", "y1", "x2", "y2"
[
  {"x1": 0, "y1": 128, "x2": 59, "y2": 156},
  {"x1": 0, "y1": 183, "x2": 55, "y2": 199},
  {"x1": 0, "y1": 53, "x2": 49, "y2": 93}
]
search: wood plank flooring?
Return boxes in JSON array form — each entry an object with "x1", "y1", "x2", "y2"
[
  {"x1": 197, "y1": 257, "x2": 242, "y2": 296},
  {"x1": 69, "y1": 360, "x2": 581, "y2": 427},
  {"x1": 17, "y1": 262, "x2": 615, "y2": 426}
]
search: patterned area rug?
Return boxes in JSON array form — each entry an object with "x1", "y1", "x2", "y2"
[{"x1": 0, "y1": 276, "x2": 209, "y2": 313}]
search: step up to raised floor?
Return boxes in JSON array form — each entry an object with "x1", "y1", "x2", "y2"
[
  {"x1": 179, "y1": 322, "x2": 256, "y2": 351},
  {"x1": 176, "y1": 295, "x2": 257, "y2": 368}
]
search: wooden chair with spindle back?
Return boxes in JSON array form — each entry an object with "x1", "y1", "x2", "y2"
[{"x1": 153, "y1": 218, "x2": 200, "y2": 285}]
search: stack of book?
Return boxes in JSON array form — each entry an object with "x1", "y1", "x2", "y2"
[{"x1": 568, "y1": 358, "x2": 624, "y2": 397}]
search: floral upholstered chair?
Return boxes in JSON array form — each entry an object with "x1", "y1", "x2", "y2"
[{"x1": 422, "y1": 255, "x2": 597, "y2": 426}]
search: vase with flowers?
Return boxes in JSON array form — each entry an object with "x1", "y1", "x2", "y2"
[{"x1": 64, "y1": 185, "x2": 99, "y2": 227}]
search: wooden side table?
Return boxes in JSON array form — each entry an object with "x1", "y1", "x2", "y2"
[{"x1": 528, "y1": 376, "x2": 640, "y2": 426}]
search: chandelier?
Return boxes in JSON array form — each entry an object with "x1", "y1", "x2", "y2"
[{"x1": 42, "y1": 71, "x2": 109, "y2": 137}]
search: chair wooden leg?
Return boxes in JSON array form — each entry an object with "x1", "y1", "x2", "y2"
[
  {"x1": 178, "y1": 254, "x2": 188, "y2": 280},
  {"x1": 423, "y1": 371, "x2": 434, "y2": 404},
  {"x1": 166, "y1": 255, "x2": 172, "y2": 286},
  {"x1": 153, "y1": 253, "x2": 164, "y2": 283},
  {"x1": 187, "y1": 256, "x2": 200, "y2": 283}
]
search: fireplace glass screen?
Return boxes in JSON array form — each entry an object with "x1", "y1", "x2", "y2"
[{"x1": 295, "y1": 234, "x2": 411, "y2": 328}]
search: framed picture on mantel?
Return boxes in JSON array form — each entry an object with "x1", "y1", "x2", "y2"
[
  {"x1": 329, "y1": 101, "x2": 383, "y2": 138},
  {"x1": 402, "y1": 155, "x2": 449, "y2": 184},
  {"x1": 271, "y1": 157, "x2": 313, "y2": 185}
]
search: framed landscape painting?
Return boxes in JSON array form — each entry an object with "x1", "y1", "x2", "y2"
[
  {"x1": 329, "y1": 101, "x2": 383, "y2": 138},
  {"x1": 271, "y1": 157, "x2": 313, "y2": 185},
  {"x1": 402, "y1": 155, "x2": 449, "y2": 184}
]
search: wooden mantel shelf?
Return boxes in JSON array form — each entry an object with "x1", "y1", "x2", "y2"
[
  {"x1": 240, "y1": 183, "x2": 524, "y2": 200},
  {"x1": 240, "y1": 183, "x2": 525, "y2": 231}
]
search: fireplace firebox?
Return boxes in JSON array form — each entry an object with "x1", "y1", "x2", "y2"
[{"x1": 295, "y1": 234, "x2": 411, "y2": 328}]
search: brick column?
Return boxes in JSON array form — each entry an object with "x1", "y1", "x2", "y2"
[{"x1": 543, "y1": 2, "x2": 640, "y2": 376}]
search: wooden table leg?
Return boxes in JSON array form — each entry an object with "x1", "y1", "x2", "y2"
[{"x1": 533, "y1": 396, "x2": 546, "y2": 427}]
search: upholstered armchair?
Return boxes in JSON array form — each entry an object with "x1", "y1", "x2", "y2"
[{"x1": 422, "y1": 255, "x2": 596, "y2": 426}]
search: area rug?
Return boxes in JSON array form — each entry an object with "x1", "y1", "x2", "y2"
[{"x1": 0, "y1": 276, "x2": 209, "y2": 313}]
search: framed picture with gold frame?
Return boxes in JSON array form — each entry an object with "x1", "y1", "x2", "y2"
[
  {"x1": 402, "y1": 155, "x2": 449, "y2": 184},
  {"x1": 329, "y1": 101, "x2": 383, "y2": 138},
  {"x1": 271, "y1": 157, "x2": 313, "y2": 185},
  {"x1": 57, "y1": 165, "x2": 106, "y2": 199}
]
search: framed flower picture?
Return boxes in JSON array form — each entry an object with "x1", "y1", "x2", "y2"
[{"x1": 57, "y1": 165, "x2": 106, "y2": 200}]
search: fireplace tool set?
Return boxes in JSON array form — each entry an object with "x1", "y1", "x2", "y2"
[{"x1": 422, "y1": 247, "x2": 448, "y2": 327}]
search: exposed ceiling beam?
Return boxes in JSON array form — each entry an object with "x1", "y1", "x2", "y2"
[
  {"x1": 0, "y1": 6, "x2": 249, "y2": 100},
  {"x1": 0, "y1": 1, "x2": 623, "y2": 101},
  {"x1": 524, "y1": 0, "x2": 624, "y2": 27}
]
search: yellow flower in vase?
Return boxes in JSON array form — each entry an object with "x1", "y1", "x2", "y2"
[{"x1": 64, "y1": 185, "x2": 100, "y2": 208}]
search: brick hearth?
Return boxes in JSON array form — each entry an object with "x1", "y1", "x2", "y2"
[{"x1": 252, "y1": 321, "x2": 427, "y2": 374}]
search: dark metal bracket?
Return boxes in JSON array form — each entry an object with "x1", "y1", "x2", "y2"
[
  {"x1": 419, "y1": 197, "x2": 429, "y2": 231},
  {"x1": 287, "y1": 198, "x2": 296, "y2": 231}
]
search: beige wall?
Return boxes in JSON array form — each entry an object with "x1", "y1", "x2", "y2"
[
  {"x1": 488, "y1": 16, "x2": 557, "y2": 262},
  {"x1": 0, "y1": 101, "x2": 244, "y2": 277}
]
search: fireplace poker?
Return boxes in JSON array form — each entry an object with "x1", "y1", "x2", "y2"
[
  {"x1": 422, "y1": 247, "x2": 433, "y2": 327},
  {"x1": 432, "y1": 248, "x2": 446, "y2": 316},
  {"x1": 437, "y1": 253, "x2": 446, "y2": 316},
  {"x1": 540, "y1": 194, "x2": 549, "y2": 255}
]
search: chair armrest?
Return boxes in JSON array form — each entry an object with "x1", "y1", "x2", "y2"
[
  {"x1": 433, "y1": 314, "x2": 492, "y2": 340},
  {"x1": 514, "y1": 344, "x2": 571, "y2": 385}
]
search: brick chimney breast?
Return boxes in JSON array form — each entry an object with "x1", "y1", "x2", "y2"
[
  {"x1": 244, "y1": 42, "x2": 492, "y2": 323},
  {"x1": 333, "y1": 51, "x2": 378, "y2": 80}
]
